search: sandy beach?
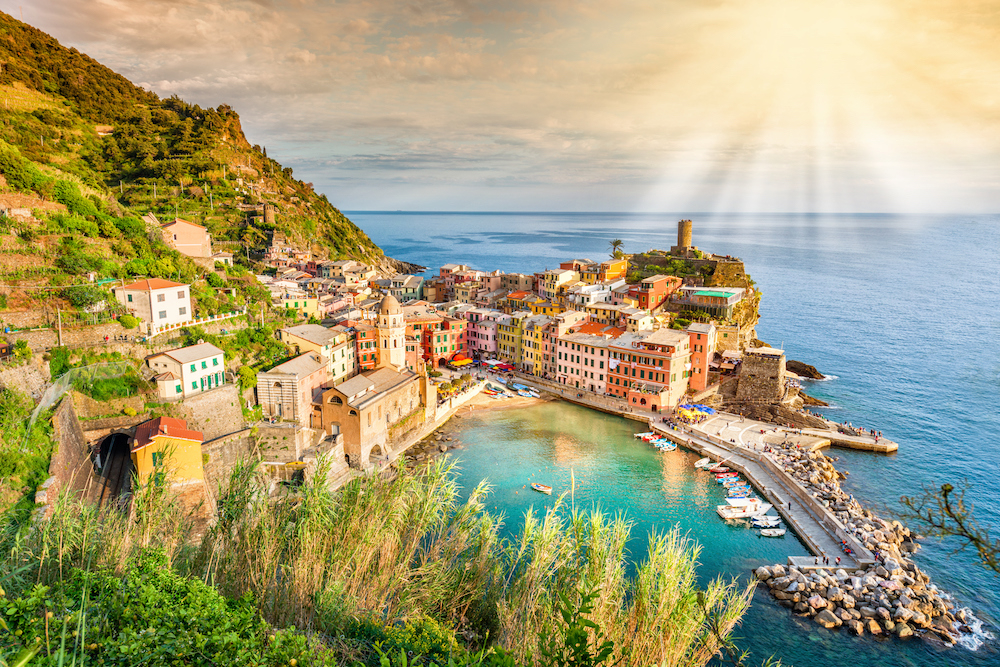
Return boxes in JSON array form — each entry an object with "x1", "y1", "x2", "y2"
[{"x1": 457, "y1": 390, "x2": 555, "y2": 415}]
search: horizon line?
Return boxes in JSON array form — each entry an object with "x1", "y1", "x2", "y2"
[{"x1": 341, "y1": 210, "x2": 996, "y2": 216}]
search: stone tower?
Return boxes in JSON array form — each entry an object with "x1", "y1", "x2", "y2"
[
  {"x1": 677, "y1": 219, "x2": 693, "y2": 248},
  {"x1": 670, "y1": 219, "x2": 698, "y2": 258},
  {"x1": 376, "y1": 294, "x2": 406, "y2": 370},
  {"x1": 263, "y1": 203, "x2": 276, "y2": 226}
]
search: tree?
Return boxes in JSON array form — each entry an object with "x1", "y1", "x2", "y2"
[
  {"x1": 608, "y1": 239, "x2": 624, "y2": 258},
  {"x1": 900, "y1": 483, "x2": 1000, "y2": 573},
  {"x1": 13, "y1": 339, "x2": 31, "y2": 360}
]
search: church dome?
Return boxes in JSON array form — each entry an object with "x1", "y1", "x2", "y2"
[{"x1": 379, "y1": 293, "x2": 403, "y2": 315}]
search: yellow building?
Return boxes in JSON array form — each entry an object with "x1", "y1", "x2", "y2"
[
  {"x1": 279, "y1": 296, "x2": 320, "y2": 319},
  {"x1": 497, "y1": 311, "x2": 530, "y2": 367},
  {"x1": 522, "y1": 315, "x2": 552, "y2": 375},
  {"x1": 131, "y1": 417, "x2": 204, "y2": 485},
  {"x1": 580, "y1": 259, "x2": 628, "y2": 284},
  {"x1": 529, "y1": 300, "x2": 563, "y2": 316}
]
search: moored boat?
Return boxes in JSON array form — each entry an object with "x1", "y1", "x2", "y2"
[
  {"x1": 717, "y1": 498, "x2": 773, "y2": 519},
  {"x1": 760, "y1": 528, "x2": 786, "y2": 537},
  {"x1": 751, "y1": 516, "x2": 781, "y2": 528},
  {"x1": 694, "y1": 457, "x2": 710, "y2": 468},
  {"x1": 709, "y1": 466, "x2": 730, "y2": 473},
  {"x1": 635, "y1": 432, "x2": 655, "y2": 439},
  {"x1": 531, "y1": 483, "x2": 552, "y2": 495}
]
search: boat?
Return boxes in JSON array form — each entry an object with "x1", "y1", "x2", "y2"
[
  {"x1": 717, "y1": 500, "x2": 773, "y2": 520},
  {"x1": 709, "y1": 466, "x2": 730, "y2": 473},
  {"x1": 760, "y1": 528, "x2": 786, "y2": 537},
  {"x1": 721, "y1": 477, "x2": 746, "y2": 487},
  {"x1": 635, "y1": 432, "x2": 655, "y2": 439},
  {"x1": 715, "y1": 472, "x2": 739, "y2": 480},
  {"x1": 657, "y1": 443, "x2": 677, "y2": 452},
  {"x1": 694, "y1": 457, "x2": 710, "y2": 468},
  {"x1": 751, "y1": 516, "x2": 781, "y2": 528},
  {"x1": 531, "y1": 483, "x2": 552, "y2": 495}
]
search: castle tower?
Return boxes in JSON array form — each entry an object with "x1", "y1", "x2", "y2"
[
  {"x1": 263, "y1": 203, "x2": 276, "y2": 226},
  {"x1": 670, "y1": 219, "x2": 698, "y2": 258},
  {"x1": 376, "y1": 294, "x2": 406, "y2": 370},
  {"x1": 677, "y1": 219, "x2": 693, "y2": 248}
]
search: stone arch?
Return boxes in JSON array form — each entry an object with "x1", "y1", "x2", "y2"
[
  {"x1": 368, "y1": 442, "x2": 386, "y2": 467},
  {"x1": 328, "y1": 395, "x2": 343, "y2": 405}
]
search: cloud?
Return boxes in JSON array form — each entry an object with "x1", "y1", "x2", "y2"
[{"x1": 18, "y1": 0, "x2": 1000, "y2": 211}]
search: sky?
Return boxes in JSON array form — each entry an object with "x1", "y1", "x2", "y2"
[{"x1": 12, "y1": 0, "x2": 1000, "y2": 212}]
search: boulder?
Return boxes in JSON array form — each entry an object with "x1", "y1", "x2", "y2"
[
  {"x1": 836, "y1": 608, "x2": 853, "y2": 622},
  {"x1": 794, "y1": 602, "x2": 810, "y2": 614},
  {"x1": 755, "y1": 566, "x2": 772, "y2": 581},
  {"x1": 847, "y1": 619, "x2": 865, "y2": 636},
  {"x1": 895, "y1": 622, "x2": 914, "y2": 638},
  {"x1": 866, "y1": 619, "x2": 882, "y2": 635},
  {"x1": 875, "y1": 565, "x2": 889, "y2": 578},
  {"x1": 883, "y1": 557, "x2": 901, "y2": 574},
  {"x1": 841, "y1": 594, "x2": 855, "y2": 609},
  {"x1": 808, "y1": 595, "x2": 827, "y2": 609},
  {"x1": 876, "y1": 607, "x2": 891, "y2": 622},
  {"x1": 827, "y1": 587, "x2": 844, "y2": 602},
  {"x1": 859, "y1": 606, "x2": 878, "y2": 619},
  {"x1": 893, "y1": 607, "x2": 914, "y2": 622},
  {"x1": 898, "y1": 594, "x2": 915, "y2": 610},
  {"x1": 815, "y1": 609, "x2": 841, "y2": 629},
  {"x1": 787, "y1": 581, "x2": 801, "y2": 593},
  {"x1": 771, "y1": 564, "x2": 786, "y2": 578},
  {"x1": 883, "y1": 619, "x2": 895, "y2": 632}
]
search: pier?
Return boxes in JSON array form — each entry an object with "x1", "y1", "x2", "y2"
[{"x1": 503, "y1": 372, "x2": 878, "y2": 570}]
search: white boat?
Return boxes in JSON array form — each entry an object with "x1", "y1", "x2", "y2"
[
  {"x1": 636, "y1": 432, "x2": 656, "y2": 439},
  {"x1": 694, "y1": 457, "x2": 710, "y2": 468},
  {"x1": 751, "y1": 516, "x2": 780, "y2": 527},
  {"x1": 760, "y1": 528, "x2": 786, "y2": 537},
  {"x1": 717, "y1": 499, "x2": 773, "y2": 519}
]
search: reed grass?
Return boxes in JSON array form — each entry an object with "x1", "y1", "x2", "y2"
[{"x1": 0, "y1": 456, "x2": 755, "y2": 667}]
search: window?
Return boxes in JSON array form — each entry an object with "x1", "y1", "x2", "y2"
[
  {"x1": 192, "y1": 381, "x2": 198, "y2": 389},
  {"x1": 175, "y1": 384, "x2": 182, "y2": 393},
  {"x1": 127, "y1": 294, "x2": 133, "y2": 302},
  {"x1": 159, "y1": 311, "x2": 167, "y2": 319},
  {"x1": 157, "y1": 294, "x2": 166, "y2": 302},
  {"x1": 177, "y1": 290, "x2": 185, "y2": 299},
  {"x1": 213, "y1": 358, "x2": 219, "y2": 366},
  {"x1": 179, "y1": 307, "x2": 187, "y2": 316}
]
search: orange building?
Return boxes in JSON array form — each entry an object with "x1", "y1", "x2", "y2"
[
  {"x1": 161, "y1": 218, "x2": 212, "y2": 258},
  {"x1": 686, "y1": 322, "x2": 717, "y2": 392},
  {"x1": 131, "y1": 417, "x2": 204, "y2": 485},
  {"x1": 607, "y1": 328, "x2": 692, "y2": 411}
]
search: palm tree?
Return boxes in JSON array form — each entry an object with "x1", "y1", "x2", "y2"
[{"x1": 609, "y1": 239, "x2": 624, "y2": 258}]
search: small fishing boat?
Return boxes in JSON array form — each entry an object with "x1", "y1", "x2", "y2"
[
  {"x1": 721, "y1": 477, "x2": 746, "y2": 487},
  {"x1": 717, "y1": 499, "x2": 773, "y2": 519},
  {"x1": 694, "y1": 457, "x2": 710, "y2": 468},
  {"x1": 709, "y1": 466, "x2": 730, "y2": 473},
  {"x1": 715, "y1": 472, "x2": 739, "y2": 480},
  {"x1": 635, "y1": 432, "x2": 655, "y2": 439},
  {"x1": 751, "y1": 516, "x2": 780, "y2": 528},
  {"x1": 760, "y1": 528, "x2": 786, "y2": 537},
  {"x1": 531, "y1": 483, "x2": 552, "y2": 495},
  {"x1": 657, "y1": 444, "x2": 677, "y2": 452}
]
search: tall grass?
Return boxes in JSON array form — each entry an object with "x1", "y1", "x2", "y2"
[{"x1": 0, "y1": 457, "x2": 754, "y2": 667}]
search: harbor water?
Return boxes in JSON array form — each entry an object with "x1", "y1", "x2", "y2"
[{"x1": 351, "y1": 211, "x2": 1000, "y2": 666}]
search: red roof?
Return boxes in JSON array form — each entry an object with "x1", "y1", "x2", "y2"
[
  {"x1": 507, "y1": 291, "x2": 530, "y2": 300},
  {"x1": 133, "y1": 417, "x2": 203, "y2": 452},
  {"x1": 120, "y1": 278, "x2": 187, "y2": 291}
]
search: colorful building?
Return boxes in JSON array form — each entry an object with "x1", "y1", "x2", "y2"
[
  {"x1": 497, "y1": 311, "x2": 531, "y2": 368},
  {"x1": 278, "y1": 295, "x2": 321, "y2": 319},
  {"x1": 130, "y1": 417, "x2": 204, "y2": 485},
  {"x1": 521, "y1": 314, "x2": 552, "y2": 376},
  {"x1": 686, "y1": 322, "x2": 717, "y2": 392},
  {"x1": 607, "y1": 328, "x2": 692, "y2": 411},
  {"x1": 146, "y1": 342, "x2": 226, "y2": 400},
  {"x1": 555, "y1": 324, "x2": 624, "y2": 394},
  {"x1": 161, "y1": 218, "x2": 212, "y2": 258},
  {"x1": 672, "y1": 286, "x2": 746, "y2": 319},
  {"x1": 633, "y1": 274, "x2": 683, "y2": 310},
  {"x1": 257, "y1": 352, "x2": 330, "y2": 425},
  {"x1": 402, "y1": 301, "x2": 468, "y2": 367},
  {"x1": 114, "y1": 279, "x2": 192, "y2": 330}
]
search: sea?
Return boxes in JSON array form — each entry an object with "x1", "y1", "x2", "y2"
[{"x1": 347, "y1": 211, "x2": 1000, "y2": 667}]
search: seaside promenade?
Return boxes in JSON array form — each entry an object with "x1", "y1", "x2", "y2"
[{"x1": 505, "y1": 371, "x2": 876, "y2": 570}]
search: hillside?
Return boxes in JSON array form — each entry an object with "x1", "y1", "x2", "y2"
[{"x1": 0, "y1": 10, "x2": 391, "y2": 273}]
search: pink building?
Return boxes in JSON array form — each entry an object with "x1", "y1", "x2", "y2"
[
  {"x1": 555, "y1": 323, "x2": 625, "y2": 393},
  {"x1": 454, "y1": 307, "x2": 501, "y2": 358}
]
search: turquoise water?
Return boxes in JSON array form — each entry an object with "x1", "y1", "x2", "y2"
[{"x1": 350, "y1": 211, "x2": 1000, "y2": 666}]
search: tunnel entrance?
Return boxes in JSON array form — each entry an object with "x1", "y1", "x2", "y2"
[{"x1": 93, "y1": 433, "x2": 133, "y2": 509}]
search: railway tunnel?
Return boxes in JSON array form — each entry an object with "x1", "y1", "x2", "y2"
[{"x1": 92, "y1": 432, "x2": 134, "y2": 508}]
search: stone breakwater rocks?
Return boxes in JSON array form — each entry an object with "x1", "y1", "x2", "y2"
[{"x1": 753, "y1": 446, "x2": 975, "y2": 646}]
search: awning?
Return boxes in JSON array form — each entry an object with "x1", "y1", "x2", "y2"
[
  {"x1": 450, "y1": 359, "x2": 473, "y2": 367},
  {"x1": 720, "y1": 362, "x2": 736, "y2": 370}
]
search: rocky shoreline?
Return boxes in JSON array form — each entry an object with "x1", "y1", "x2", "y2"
[{"x1": 754, "y1": 445, "x2": 977, "y2": 645}]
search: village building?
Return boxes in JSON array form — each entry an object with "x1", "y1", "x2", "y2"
[
  {"x1": 313, "y1": 367, "x2": 432, "y2": 469},
  {"x1": 497, "y1": 311, "x2": 531, "y2": 368},
  {"x1": 539, "y1": 269, "x2": 579, "y2": 301},
  {"x1": 278, "y1": 323, "x2": 357, "y2": 385},
  {"x1": 454, "y1": 307, "x2": 501, "y2": 359},
  {"x1": 521, "y1": 314, "x2": 553, "y2": 376},
  {"x1": 633, "y1": 274, "x2": 683, "y2": 310},
  {"x1": 257, "y1": 352, "x2": 330, "y2": 426},
  {"x1": 160, "y1": 218, "x2": 212, "y2": 259},
  {"x1": 347, "y1": 321, "x2": 379, "y2": 372},
  {"x1": 389, "y1": 274, "x2": 424, "y2": 301},
  {"x1": 607, "y1": 328, "x2": 692, "y2": 411},
  {"x1": 114, "y1": 279, "x2": 193, "y2": 330},
  {"x1": 556, "y1": 328, "x2": 621, "y2": 394},
  {"x1": 146, "y1": 342, "x2": 226, "y2": 400},
  {"x1": 277, "y1": 295, "x2": 321, "y2": 319},
  {"x1": 686, "y1": 322, "x2": 717, "y2": 392},
  {"x1": 376, "y1": 294, "x2": 407, "y2": 370},
  {"x1": 130, "y1": 417, "x2": 204, "y2": 485},
  {"x1": 673, "y1": 286, "x2": 746, "y2": 319},
  {"x1": 500, "y1": 272, "x2": 535, "y2": 292},
  {"x1": 401, "y1": 301, "x2": 468, "y2": 367}
]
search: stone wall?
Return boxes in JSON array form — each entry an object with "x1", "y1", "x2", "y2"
[
  {"x1": 256, "y1": 424, "x2": 323, "y2": 462},
  {"x1": 202, "y1": 432, "x2": 255, "y2": 493},
  {"x1": 706, "y1": 260, "x2": 749, "y2": 288},
  {"x1": 36, "y1": 395, "x2": 98, "y2": 515},
  {"x1": 0, "y1": 358, "x2": 51, "y2": 399},
  {"x1": 70, "y1": 390, "x2": 144, "y2": 420},
  {"x1": 736, "y1": 352, "x2": 786, "y2": 403},
  {"x1": 172, "y1": 384, "x2": 245, "y2": 441}
]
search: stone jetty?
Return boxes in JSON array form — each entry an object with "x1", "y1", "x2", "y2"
[{"x1": 755, "y1": 444, "x2": 973, "y2": 645}]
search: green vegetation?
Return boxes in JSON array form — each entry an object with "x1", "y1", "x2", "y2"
[
  {"x1": 0, "y1": 387, "x2": 53, "y2": 515},
  {"x1": 117, "y1": 314, "x2": 138, "y2": 329},
  {"x1": 0, "y1": 10, "x2": 386, "y2": 276},
  {"x1": 0, "y1": 460, "x2": 754, "y2": 666}
]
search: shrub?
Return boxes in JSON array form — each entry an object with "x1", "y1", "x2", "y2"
[
  {"x1": 0, "y1": 142, "x2": 47, "y2": 192},
  {"x1": 13, "y1": 339, "x2": 31, "y2": 360},
  {"x1": 119, "y1": 314, "x2": 139, "y2": 329},
  {"x1": 123, "y1": 406, "x2": 137, "y2": 416},
  {"x1": 206, "y1": 272, "x2": 225, "y2": 288},
  {"x1": 53, "y1": 179, "x2": 100, "y2": 217},
  {"x1": 61, "y1": 284, "x2": 108, "y2": 308}
]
